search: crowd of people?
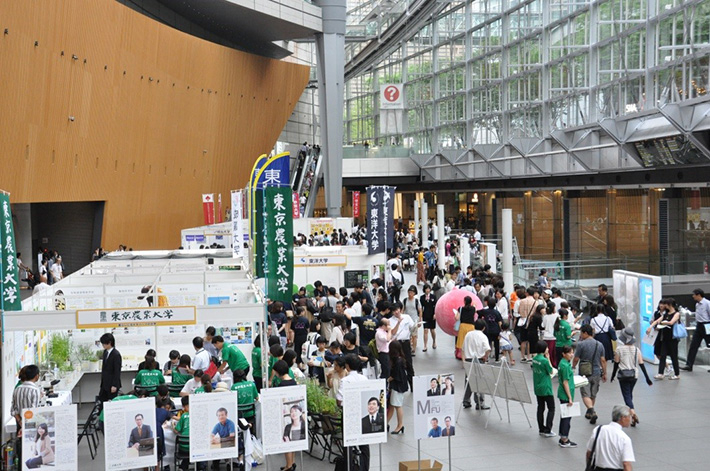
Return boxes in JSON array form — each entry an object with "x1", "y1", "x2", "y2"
[{"x1": 12, "y1": 227, "x2": 710, "y2": 471}]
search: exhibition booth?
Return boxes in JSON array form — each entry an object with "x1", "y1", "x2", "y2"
[{"x1": 2, "y1": 250, "x2": 266, "y2": 440}]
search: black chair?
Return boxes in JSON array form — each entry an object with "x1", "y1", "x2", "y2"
[
  {"x1": 174, "y1": 434, "x2": 193, "y2": 470},
  {"x1": 307, "y1": 413, "x2": 327, "y2": 460},
  {"x1": 77, "y1": 399, "x2": 102, "y2": 459},
  {"x1": 321, "y1": 415, "x2": 344, "y2": 463},
  {"x1": 168, "y1": 383, "x2": 184, "y2": 398}
]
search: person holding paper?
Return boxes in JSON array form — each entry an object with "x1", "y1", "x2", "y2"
[
  {"x1": 211, "y1": 408, "x2": 236, "y2": 445},
  {"x1": 213, "y1": 335, "x2": 250, "y2": 377},
  {"x1": 128, "y1": 414, "x2": 153, "y2": 449},
  {"x1": 557, "y1": 345, "x2": 577, "y2": 448}
]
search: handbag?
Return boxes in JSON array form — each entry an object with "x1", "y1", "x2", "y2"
[
  {"x1": 585, "y1": 425, "x2": 604, "y2": 471},
  {"x1": 617, "y1": 347, "x2": 637, "y2": 380},
  {"x1": 579, "y1": 342, "x2": 598, "y2": 377},
  {"x1": 672, "y1": 321, "x2": 688, "y2": 339}
]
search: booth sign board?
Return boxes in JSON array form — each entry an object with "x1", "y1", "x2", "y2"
[
  {"x1": 344, "y1": 270, "x2": 369, "y2": 288},
  {"x1": 294, "y1": 255, "x2": 347, "y2": 267},
  {"x1": 77, "y1": 306, "x2": 197, "y2": 329}
]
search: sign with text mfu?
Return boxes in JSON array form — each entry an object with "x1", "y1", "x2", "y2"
[{"x1": 76, "y1": 306, "x2": 197, "y2": 329}]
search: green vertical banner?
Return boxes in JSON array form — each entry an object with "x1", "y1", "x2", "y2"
[
  {"x1": 0, "y1": 193, "x2": 22, "y2": 311},
  {"x1": 264, "y1": 186, "x2": 293, "y2": 302}
]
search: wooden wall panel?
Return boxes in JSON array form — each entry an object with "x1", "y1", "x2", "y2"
[{"x1": 0, "y1": 0, "x2": 310, "y2": 249}]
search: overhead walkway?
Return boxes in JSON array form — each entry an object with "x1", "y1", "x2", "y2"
[{"x1": 341, "y1": 145, "x2": 420, "y2": 183}]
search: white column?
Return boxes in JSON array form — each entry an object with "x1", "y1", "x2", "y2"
[
  {"x1": 413, "y1": 199, "x2": 420, "y2": 243},
  {"x1": 421, "y1": 201, "x2": 428, "y2": 248},
  {"x1": 502, "y1": 208, "x2": 514, "y2": 292},
  {"x1": 460, "y1": 237, "x2": 470, "y2": 270},
  {"x1": 437, "y1": 204, "x2": 445, "y2": 270}
]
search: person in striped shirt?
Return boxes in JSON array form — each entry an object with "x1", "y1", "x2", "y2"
[{"x1": 11, "y1": 364, "x2": 42, "y2": 464}]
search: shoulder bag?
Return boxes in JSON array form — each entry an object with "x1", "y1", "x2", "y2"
[
  {"x1": 579, "y1": 342, "x2": 598, "y2": 377},
  {"x1": 617, "y1": 346, "x2": 637, "y2": 380},
  {"x1": 585, "y1": 426, "x2": 604, "y2": 471},
  {"x1": 672, "y1": 318, "x2": 688, "y2": 339}
]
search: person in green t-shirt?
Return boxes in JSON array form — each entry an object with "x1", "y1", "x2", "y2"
[
  {"x1": 193, "y1": 374, "x2": 213, "y2": 394},
  {"x1": 557, "y1": 345, "x2": 577, "y2": 448},
  {"x1": 231, "y1": 369, "x2": 259, "y2": 436},
  {"x1": 134, "y1": 355, "x2": 165, "y2": 396},
  {"x1": 554, "y1": 308, "x2": 573, "y2": 363},
  {"x1": 213, "y1": 336, "x2": 250, "y2": 377},
  {"x1": 532, "y1": 340, "x2": 555, "y2": 437},
  {"x1": 252, "y1": 335, "x2": 263, "y2": 391},
  {"x1": 173, "y1": 396, "x2": 208, "y2": 470},
  {"x1": 170, "y1": 355, "x2": 193, "y2": 389}
]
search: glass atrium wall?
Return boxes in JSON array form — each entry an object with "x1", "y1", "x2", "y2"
[{"x1": 344, "y1": 0, "x2": 710, "y2": 173}]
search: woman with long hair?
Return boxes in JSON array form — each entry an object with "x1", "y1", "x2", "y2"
[
  {"x1": 25, "y1": 423, "x2": 54, "y2": 468},
  {"x1": 526, "y1": 305, "x2": 544, "y2": 354},
  {"x1": 386, "y1": 340, "x2": 408, "y2": 434},
  {"x1": 648, "y1": 298, "x2": 681, "y2": 380},
  {"x1": 611, "y1": 327, "x2": 653, "y2": 426},
  {"x1": 329, "y1": 314, "x2": 348, "y2": 345},
  {"x1": 134, "y1": 350, "x2": 165, "y2": 396}
]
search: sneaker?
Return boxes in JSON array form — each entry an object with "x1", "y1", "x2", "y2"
[
  {"x1": 543, "y1": 432, "x2": 557, "y2": 438},
  {"x1": 654, "y1": 374, "x2": 664, "y2": 380},
  {"x1": 559, "y1": 440, "x2": 577, "y2": 448},
  {"x1": 669, "y1": 375, "x2": 680, "y2": 380},
  {"x1": 520, "y1": 358, "x2": 528, "y2": 363}
]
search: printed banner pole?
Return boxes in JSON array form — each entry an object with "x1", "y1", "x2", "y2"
[
  {"x1": 264, "y1": 186, "x2": 294, "y2": 303},
  {"x1": 1, "y1": 192, "x2": 22, "y2": 311}
]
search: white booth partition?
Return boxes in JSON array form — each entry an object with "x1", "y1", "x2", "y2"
[
  {"x1": 293, "y1": 245, "x2": 387, "y2": 290},
  {"x1": 3, "y1": 250, "x2": 265, "y2": 439}
]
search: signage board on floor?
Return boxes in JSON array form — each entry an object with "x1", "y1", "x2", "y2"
[
  {"x1": 21, "y1": 404, "x2": 78, "y2": 471},
  {"x1": 342, "y1": 378, "x2": 387, "y2": 447},
  {"x1": 260, "y1": 385, "x2": 308, "y2": 455},
  {"x1": 413, "y1": 374, "x2": 457, "y2": 440},
  {"x1": 103, "y1": 397, "x2": 157, "y2": 471},
  {"x1": 190, "y1": 391, "x2": 240, "y2": 462}
]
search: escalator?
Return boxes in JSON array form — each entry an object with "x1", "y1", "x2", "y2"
[{"x1": 295, "y1": 150, "x2": 323, "y2": 218}]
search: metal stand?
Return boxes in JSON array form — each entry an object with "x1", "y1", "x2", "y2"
[
  {"x1": 484, "y1": 357, "x2": 532, "y2": 429},
  {"x1": 417, "y1": 439, "x2": 421, "y2": 471},
  {"x1": 379, "y1": 443, "x2": 383, "y2": 471},
  {"x1": 455, "y1": 357, "x2": 501, "y2": 422},
  {"x1": 447, "y1": 435, "x2": 452, "y2": 471}
]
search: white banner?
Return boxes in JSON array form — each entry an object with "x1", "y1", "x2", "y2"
[
  {"x1": 103, "y1": 397, "x2": 157, "y2": 471},
  {"x1": 260, "y1": 385, "x2": 308, "y2": 455},
  {"x1": 232, "y1": 190, "x2": 244, "y2": 258},
  {"x1": 413, "y1": 374, "x2": 457, "y2": 440},
  {"x1": 294, "y1": 255, "x2": 347, "y2": 267},
  {"x1": 379, "y1": 109, "x2": 404, "y2": 135},
  {"x1": 342, "y1": 379, "x2": 387, "y2": 447},
  {"x1": 76, "y1": 306, "x2": 197, "y2": 329},
  {"x1": 21, "y1": 404, "x2": 78, "y2": 471},
  {"x1": 190, "y1": 391, "x2": 240, "y2": 462}
]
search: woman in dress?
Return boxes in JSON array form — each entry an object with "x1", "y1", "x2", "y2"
[
  {"x1": 25, "y1": 423, "x2": 54, "y2": 469},
  {"x1": 612, "y1": 327, "x2": 653, "y2": 426},
  {"x1": 420, "y1": 284, "x2": 437, "y2": 351},
  {"x1": 647, "y1": 298, "x2": 681, "y2": 380}
]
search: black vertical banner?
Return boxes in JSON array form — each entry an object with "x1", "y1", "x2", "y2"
[
  {"x1": 382, "y1": 186, "x2": 395, "y2": 252},
  {"x1": 367, "y1": 187, "x2": 384, "y2": 255}
]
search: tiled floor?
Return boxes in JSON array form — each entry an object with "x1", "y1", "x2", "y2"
[{"x1": 76, "y1": 270, "x2": 710, "y2": 469}]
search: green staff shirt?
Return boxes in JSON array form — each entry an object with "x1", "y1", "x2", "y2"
[
  {"x1": 99, "y1": 394, "x2": 137, "y2": 421},
  {"x1": 251, "y1": 347, "x2": 262, "y2": 378},
  {"x1": 171, "y1": 367, "x2": 191, "y2": 386},
  {"x1": 271, "y1": 368, "x2": 294, "y2": 387},
  {"x1": 221, "y1": 343, "x2": 249, "y2": 372},
  {"x1": 231, "y1": 381, "x2": 259, "y2": 417},
  {"x1": 174, "y1": 411, "x2": 190, "y2": 450},
  {"x1": 134, "y1": 369, "x2": 165, "y2": 395},
  {"x1": 532, "y1": 354, "x2": 553, "y2": 397},
  {"x1": 554, "y1": 319, "x2": 573, "y2": 347},
  {"x1": 557, "y1": 358, "x2": 575, "y2": 402}
]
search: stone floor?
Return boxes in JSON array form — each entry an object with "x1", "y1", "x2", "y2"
[{"x1": 75, "y1": 270, "x2": 709, "y2": 470}]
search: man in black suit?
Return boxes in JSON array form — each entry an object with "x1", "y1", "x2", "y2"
[
  {"x1": 99, "y1": 333, "x2": 122, "y2": 402},
  {"x1": 361, "y1": 397, "x2": 385, "y2": 434},
  {"x1": 128, "y1": 413, "x2": 153, "y2": 448},
  {"x1": 427, "y1": 378, "x2": 441, "y2": 396}
]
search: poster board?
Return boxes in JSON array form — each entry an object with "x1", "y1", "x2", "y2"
[
  {"x1": 21, "y1": 404, "x2": 78, "y2": 471},
  {"x1": 467, "y1": 363, "x2": 532, "y2": 404},
  {"x1": 342, "y1": 379, "x2": 387, "y2": 446},
  {"x1": 190, "y1": 391, "x2": 239, "y2": 462},
  {"x1": 413, "y1": 374, "x2": 456, "y2": 440},
  {"x1": 344, "y1": 270, "x2": 369, "y2": 289},
  {"x1": 103, "y1": 397, "x2": 157, "y2": 470},
  {"x1": 613, "y1": 270, "x2": 662, "y2": 363},
  {"x1": 260, "y1": 385, "x2": 308, "y2": 455}
]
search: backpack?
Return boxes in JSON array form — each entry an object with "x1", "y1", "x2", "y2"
[
  {"x1": 319, "y1": 297, "x2": 334, "y2": 323},
  {"x1": 432, "y1": 277, "x2": 442, "y2": 291},
  {"x1": 391, "y1": 271, "x2": 403, "y2": 289},
  {"x1": 367, "y1": 338, "x2": 379, "y2": 360}
]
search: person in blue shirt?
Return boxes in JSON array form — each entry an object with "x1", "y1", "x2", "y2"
[
  {"x1": 211, "y1": 408, "x2": 236, "y2": 445},
  {"x1": 427, "y1": 418, "x2": 442, "y2": 438}
]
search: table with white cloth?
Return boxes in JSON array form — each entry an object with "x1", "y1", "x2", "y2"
[{"x1": 4, "y1": 390, "x2": 73, "y2": 433}]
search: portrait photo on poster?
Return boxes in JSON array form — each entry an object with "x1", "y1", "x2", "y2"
[
  {"x1": 189, "y1": 391, "x2": 239, "y2": 462},
  {"x1": 22, "y1": 411, "x2": 55, "y2": 470},
  {"x1": 126, "y1": 411, "x2": 155, "y2": 457},
  {"x1": 281, "y1": 398, "x2": 307, "y2": 443},
  {"x1": 210, "y1": 405, "x2": 237, "y2": 449},
  {"x1": 360, "y1": 389, "x2": 386, "y2": 434}
]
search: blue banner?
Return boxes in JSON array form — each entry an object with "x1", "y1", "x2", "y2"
[{"x1": 638, "y1": 277, "x2": 655, "y2": 360}]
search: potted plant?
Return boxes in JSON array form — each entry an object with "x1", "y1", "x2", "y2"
[
  {"x1": 47, "y1": 334, "x2": 73, "y2": 373},
  {"x1": 74, "y1": 344, "x2": 99, "y2": 372}
]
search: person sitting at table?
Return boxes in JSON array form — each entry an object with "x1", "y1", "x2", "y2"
[
  {"x1": 156, "y1": 384, "x2": 175, "y2": 410},
  {"x1": 24, "y1": 423, "x2": 54, "y2": 469},
  {"x1": 180, "y1": 369, "x2": 204, "y2": 397},
  {"x1": 194, "y1": 374, "x2": 214, "y2": 394},
  {"x1": 173, "y1": 397, "x2": 207, "y2": 471},
  {"x1": 128, "y1": 413, "x2": 153, "y2": 449},
  {"x1": 163, "y1": 350, "x2": 180, "y2": 375},
  {"x1": 211, "y1": 408, "x2": 236, "y2": 445},
  {"x1": 171, "y1": 355, "x2": 192, "y2": 388},
  {"x1": 231, "y1": 369, "x2": 259, "y2": 434},
  {"x1": 134, "y1": 352, "x2": 165, "y2": 396},
  {"x1": 138, "y1": 349, "x2": 158, "y2": 370}
]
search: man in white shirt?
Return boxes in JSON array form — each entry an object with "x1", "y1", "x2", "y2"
[
  {"x1": 49, "y1": 256, "x2": 63, "y2": 282},
  {"x1": 473, "y1": 228, "x2": 481, "y2": 242},
  {"x1": 550, "y1": 288, "x2": 567, "y2": 313},
  {"x1": 462, "y1": 319, "x2": 491, "y2": 410},
  {"x1": 390, "y1": 302, "x2": 415, "y2": 389},
  {"x1": 586, "y1": 405, "x2": 635, "y2": 471},
  {"x1": 190, "y1": 336, "x2": 211, "y2": 373}
]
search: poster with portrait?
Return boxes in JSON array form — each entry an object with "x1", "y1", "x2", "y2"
[
  {"x1": 260, "y1": 385, "x2": 308, "y2": 454},
  {"x1": 342, "y1": 379, "x2": 387, "y2": 447},
  {"x1": 103, "y1": 397, "x2": 157, "y2": 470},
  {"x1": 21, "y1": 404, "x2": 78, "y2": 471},
  {"x1": 189, "y1": 391, "x2": 239, "y2": 462},
  {"x1": 413, "y1": 374, "x2": 456, "y2": 440}
]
